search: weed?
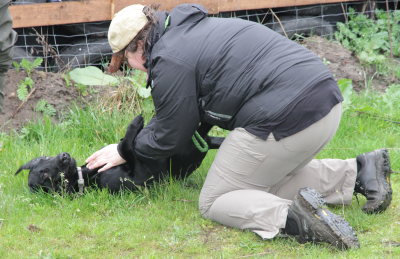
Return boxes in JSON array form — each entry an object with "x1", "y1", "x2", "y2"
[
  {"x1": 20, "y1": 57, "x2": 43, "y2": 77},
  {"x1": 335, "y1": 8, "x2": 400, "y2": 77},
  {"x1": 19, "y1": 127, "x2": 30, "y2": 139},
  {"x1": 75, "y1": 83, "x2": 88, "y2": 96},
  {"x1": 62, "y1": 72, "x2": 72, "y2": 88},
  {"x1": 13, "y1": 61, "x2": 21, "y2": 72},
  {"x1": 124, "y1": 72, "x2": 155, "y2": 115},
  {"x1": 100, "y1": 54, "x2": 110, "y2": 70},
  {"x1": 89, "y1": 85, "x2": 98, "y2": 94},
  {"x1": 338, "y1": 78, "x2": 353, "y2": 112},
  {"x1": 323, "y1": 57, "x2": 331, "y2": 65},
  {"x1": 17, "y1": 77, "x2": 35, "y2": 101},
  {"x1": 34, "y1": 99, "x2": 56, "y2": 117}
]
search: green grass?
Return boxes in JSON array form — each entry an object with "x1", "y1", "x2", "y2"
[{"x1": 1, "y1": 88, "x2": 400, "y2": 258}]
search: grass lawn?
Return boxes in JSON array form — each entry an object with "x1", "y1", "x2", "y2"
[{"x1": 1, "y1": 89, "x2": 400, "y2": 258}]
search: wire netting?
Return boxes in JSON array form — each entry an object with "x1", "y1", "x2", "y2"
[{"x1": 10, "y1": 0, "x2": 400, "y2": 72}]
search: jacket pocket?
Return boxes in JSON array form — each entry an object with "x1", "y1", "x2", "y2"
[{"x1": 218, "y1": 128, "x2": 267, "y2": 179}]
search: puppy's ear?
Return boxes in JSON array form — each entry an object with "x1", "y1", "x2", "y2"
[
  {"x1": 118, "y1": 114, "x2": 145, "y2": 172},
  {"x1": 15, "y1": 158, "x2": 38, "y2": 175},
  {"x1": 126, "y1": 114, "x2": 145, "y2": 138}
]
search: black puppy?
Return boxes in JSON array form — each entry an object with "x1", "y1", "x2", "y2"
[{"x1": 15, "y1": 115, "x2": 224, "y2": 193}]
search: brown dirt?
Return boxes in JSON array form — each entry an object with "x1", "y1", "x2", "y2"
[
  {"x1": 1, "y1": 69, "x2": 83, "y2": 133},
  {"x1": 0, "y1": 36, "x2": 396, "y2": 133},
  {"x1": 302, "y1": 36, "x2": 398, "y2": 92},
  {"x1": 1, "y1": 69, "x2": 118, "y2": 134}
]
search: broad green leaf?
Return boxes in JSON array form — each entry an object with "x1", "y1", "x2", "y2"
[
  {"x1": 338, "y1": 78, "x2": 353, "y2": 112},
  {"x1": 142, "y1": 98, "x2": 155, "y2": 114},
  {"x1": 70, "y1": 66, "x2": 118, "y2": 86},
  {"x1": 137, "y1": 86, "x2": 151, "y2": 98}
]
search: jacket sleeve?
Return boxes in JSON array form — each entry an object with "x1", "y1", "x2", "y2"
[{"x1": 133, "y1": 54, "x2": 200, "y2": 162}]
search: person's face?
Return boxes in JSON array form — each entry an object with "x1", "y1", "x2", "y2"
[{"x1": 124, "y1": 50, "x2": 147, "y2": 72}]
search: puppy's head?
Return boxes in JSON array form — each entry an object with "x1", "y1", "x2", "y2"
[{"x1": 15, "y1": 153, "x2": 77, "y2": 193}]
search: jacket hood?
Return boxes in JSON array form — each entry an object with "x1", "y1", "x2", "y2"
[
  {"x1": 144, "y1": 4, "x2": 208, "y2": 88},
  {"x1": 169, "y1": 4, "x2": 209, "y2": 28},
  {"x1": 143, "y1": 10, "x2": 169, "y2": 85}
]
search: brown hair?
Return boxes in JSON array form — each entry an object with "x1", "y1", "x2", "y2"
[{"x1": 125, "y1": 3, "x2": 161, "y2": 58}]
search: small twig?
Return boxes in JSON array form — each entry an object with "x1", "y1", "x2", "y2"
[
  {"x1": 95, "y1": 131, "x2": 103, "y2": 142},
  {"x1": 201, "y1": 226, "x2": 214, "y2": 245},
  {"x1": 173, "y1": 199, "x2": 194, "y2": 203},
  {"x1": 260, "y1": 10, "x2": 270, "y2": 24},
  {"x1": 163, "y1": 236, "x2": 173, "y2": 247},
  {"x1": 59, "y1": 56, "x2": 78, "y2": 74},
  {"x1": 31, "y1": 28, "x2": 63, "y2": 68},
  {"x1": 372, "y1": 2, "x2": 376, "y2": 20},
  {"x1": 111, "y1": 0, "x2": 115, "y2": 17},
  {"x1": 269, "y1": 9, "x2": 288, "y2": 38},
  {"x1": 362, "y1": 1, "x2": 369, "y2": 14},
  {"x1": 44, "y1": 27, "x2": 48, "y2": 72},
  {"x1": 234, "y1": 250, "x2": 283, "y2": 259},
  {"x1": 138, "y1": 71, "x2": 144, "y2": 85},
  {"x1": 356, "y1": 111, "x2": 400, "y2": 124},
  {"x1": 324, "y1": 148, "x2": 400, "y2": 151},
  {"x1": 11, "y1": 88, "x2": 36, "y2": 119},
  {"x1": 341, "y1": 3, "x2": 348, "y2": 23},
  {"x1": 386, "y1": 0, "x2": 395, "y2": 82}
]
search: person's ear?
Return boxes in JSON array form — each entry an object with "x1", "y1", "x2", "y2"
[{"x1": 137, "y1": 40, "x2": 145, "y2": 54}]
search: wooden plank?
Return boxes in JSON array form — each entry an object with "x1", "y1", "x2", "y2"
[
  {"x1": 218, "y1": 0, "x2": 362, "y2": 12},
  {"x1": 10, "y1": 0, "x2": 113, "y2": 28},
  {"x1": 10, "y1": 0, "x2": 363, "y2": 28},
  {"x1": 114, "y1": 0, "x2": 220, "y2": 14},
  {"x1": 113, "y1": 0, "x2": 362, "y2": 14}
]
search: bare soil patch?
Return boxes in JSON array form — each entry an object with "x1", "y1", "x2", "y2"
[
  {"x1": 0, "y1": 36, "x2": 396, "y2": 133},
  {"x1": 1, "y1": 69, "x2": 83, "y2": 133},
  {"x1": 1, "y1": 69, "x2": 116, "y2": 134},
  {"x1": 303, "y1": 36, "x2": 398, "y2": 92}
]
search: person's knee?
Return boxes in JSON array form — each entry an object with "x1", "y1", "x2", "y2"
[{"x1": 198, "y1": 194, "x2": 212, "y2": 219}]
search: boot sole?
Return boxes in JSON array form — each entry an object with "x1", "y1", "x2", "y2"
[
  {"x1": 297, "y1": 187, "x2": 360, "y2": 249},
  {"x1": 363, "y1": 148, "x2": 393, "y2": 214}
]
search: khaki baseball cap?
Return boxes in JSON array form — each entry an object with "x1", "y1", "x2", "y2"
[{"x1": 108, "y1": 4, "x2": 148, "y2": 73}]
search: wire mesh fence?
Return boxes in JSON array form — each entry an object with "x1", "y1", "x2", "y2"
[{"x1": 10, "y1": 0, "x2": 400, "y2": 72}]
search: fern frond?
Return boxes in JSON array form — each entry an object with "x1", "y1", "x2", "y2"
[
  {"x1": 33, "y1": 57, "x2": 43, "y2": 68},
  {"x1": 44, "y1": 104, "x2": 56, "y2": 117},
  {"x1": 17, "y1": 84, "x2": 28, "y2": 101},
  {"x1": 35, "y1": 99, "x2": 48, "y2": 112}
]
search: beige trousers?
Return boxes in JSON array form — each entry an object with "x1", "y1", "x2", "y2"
[{"x1": 199, "y1": 103, "x2": 357, "y2": 239}]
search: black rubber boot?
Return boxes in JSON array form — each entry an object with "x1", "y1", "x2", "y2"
[
  {"x1": 355, "y1": 148, "x2": 393, "y2": 214},
  {"x1": 289, "y1": 187, "x2": 360, "y2": 249}
]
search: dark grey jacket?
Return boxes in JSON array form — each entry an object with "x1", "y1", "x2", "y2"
[{"x1": 119, "y1": 4, "x2": 333, "y2": 162}]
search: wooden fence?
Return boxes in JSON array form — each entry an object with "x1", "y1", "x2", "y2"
[{"x1": 10, "y1": 0, "x2": 363, "y2": 28}]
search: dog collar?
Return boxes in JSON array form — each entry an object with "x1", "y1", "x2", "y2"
[{"x1": 77, "y1": 167, "x2": 84, "y2": 194}]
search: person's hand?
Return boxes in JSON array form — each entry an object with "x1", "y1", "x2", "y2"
[{"x1": 85, "y1": 144, "x2": 126, "y2": 173}]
